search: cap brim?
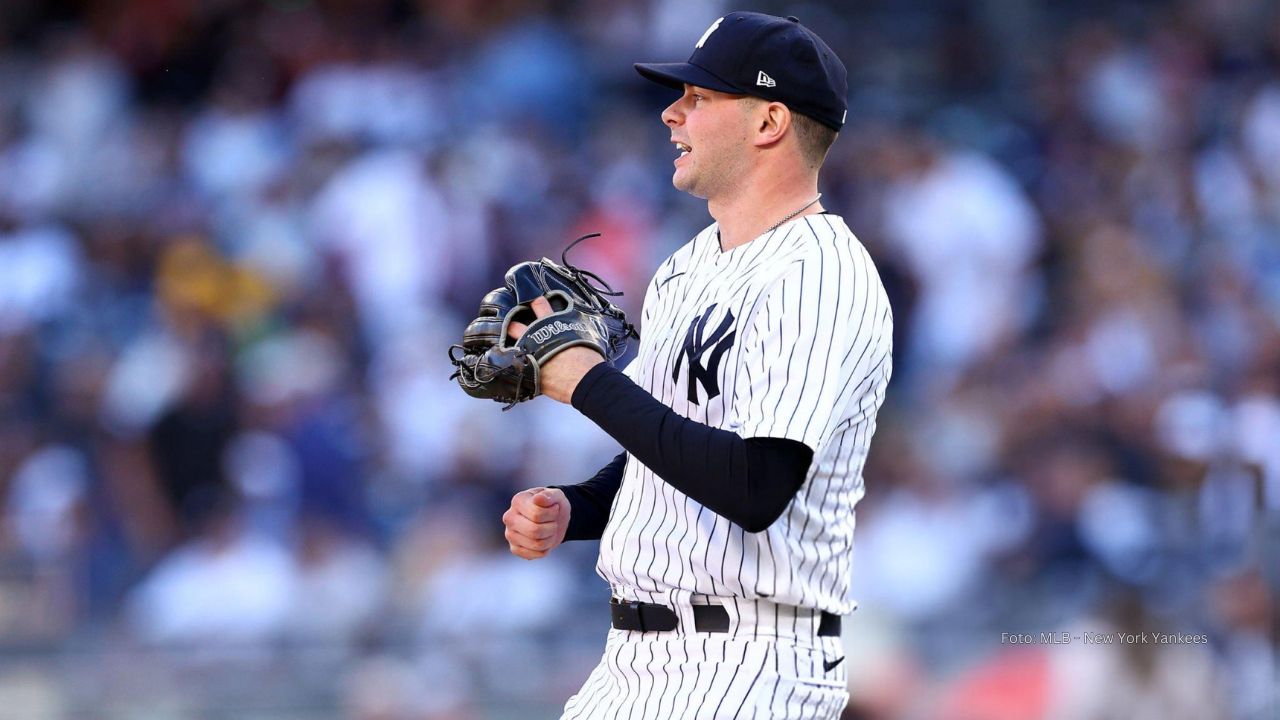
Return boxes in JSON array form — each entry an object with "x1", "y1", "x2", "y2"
[{"x1": 634, "y1": 62, "x2": 742, "y2": 94}]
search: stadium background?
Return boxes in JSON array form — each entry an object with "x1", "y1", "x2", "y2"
[{"x1": 0, "y1": 0, "x2": 1275, "y2": 718}]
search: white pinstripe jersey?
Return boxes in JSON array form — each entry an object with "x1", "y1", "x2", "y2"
[{"x1": 602, "y1": 213, "x2": 893, "y2": 615}]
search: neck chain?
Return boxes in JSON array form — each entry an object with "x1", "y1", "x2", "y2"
[{"x1": 766, "y1": 193, "x2": 822, "y2": 234}]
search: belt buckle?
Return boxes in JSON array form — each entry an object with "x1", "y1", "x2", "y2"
[
  {"x1": 610, "y1": 599, "x2": 641, "y2": 630},
  {"x1": 609, "y1": 598, "x2": 677, "y2": 632},
  {"x1": 641, "y1": 603, "x2": 678, "y2": 632}
]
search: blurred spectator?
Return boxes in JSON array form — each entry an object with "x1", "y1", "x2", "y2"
[
  {"x1": 145, "y1": 331, "x2": 238, "y2": 535},
  {"x1": 881, "y1": 134, "x2": 1043, "y2": 392},
  {"x1": 310, "y1": 147, "x2": 451, "y2": 341},
  {"x1": 1044, "y1": 591, "x2": 1229, "y2": 720},
  {"x1": 125, "y1": 492, "x2": 295, "y2": 645}
]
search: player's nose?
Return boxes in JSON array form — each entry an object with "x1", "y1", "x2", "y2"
[{"x1": 662, "y1": 99, "x2": 683, "y2": 127}]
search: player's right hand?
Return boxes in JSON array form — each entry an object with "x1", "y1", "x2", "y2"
[{"x1": 503, "y1": 487, "x2": 570, "y2": 560}]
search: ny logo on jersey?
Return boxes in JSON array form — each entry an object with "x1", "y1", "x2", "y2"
[{"x1": 672, "y1": 304, "x2": 736, "y2": 404}]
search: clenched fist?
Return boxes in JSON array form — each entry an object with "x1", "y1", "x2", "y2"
[{"x1": 502, "y1": 487, "x2": 571, "y2": 560}]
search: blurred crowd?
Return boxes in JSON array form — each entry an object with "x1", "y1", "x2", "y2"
[{"x1": 0, "y1": 0, "x2": 1275, "y2": 718}]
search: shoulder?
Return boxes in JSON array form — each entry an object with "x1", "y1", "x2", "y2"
[
  {"x1": 795, "y1": 213, "x2": 859, "y2": 251},
  {"x1": 650, "y1": 222, "x2": 716, "y2": 281},
  {"x1": 777, "y1": 214, "x2": 877, "y2": 275},
  {"x1": 783, "y1": 215, "x2": 892, "y2": 313},
  {"x1": 675, "y1": 223, "x2": 717, "y2": 264}
]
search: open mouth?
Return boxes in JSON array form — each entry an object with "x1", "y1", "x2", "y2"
[{"x1": 674, "y1": 141, "x2": 692, "y2": 157}]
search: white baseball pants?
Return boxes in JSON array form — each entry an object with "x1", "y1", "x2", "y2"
[{"x1": 559, "y1": 628, "x2": 848, "y2": 719}]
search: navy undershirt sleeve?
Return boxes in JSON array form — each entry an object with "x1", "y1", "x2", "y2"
[
  {"x1": 554, "y1": 451, "x2": 626, "y2": 541},
  {"x1": 562, "y1": 363, "x2": 813, "y2": 534}
]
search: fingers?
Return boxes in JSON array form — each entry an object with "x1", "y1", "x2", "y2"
[
  {"x1": 509, "y1": 545, "x2": 548, "y2": 560},
  {"x1": 530, "y1": 296, "x2": 554, "y2": 318},
  {"x1": 514, "y1": 488, "x2": 561, "y2": 523},
  {"x1": 506, "y1": 296, "x2": 553, "y2": 342},
  {"x1": 502, "y1": 507, "x2": 559, "y2": 541},
  {"x1": 504, "y1": 525, "x2": 552, "y2": 559},
  {"x1": 503, "y1": 488, "x2": 565, "y2": 559}
]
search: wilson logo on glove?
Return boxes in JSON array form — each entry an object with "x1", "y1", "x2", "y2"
[
  {"x1": 529, "y1": 320, "x2": 590, "y2": 344},
  {"x1": 448, "y1": 233, "x2": 639, "y2": 410}
]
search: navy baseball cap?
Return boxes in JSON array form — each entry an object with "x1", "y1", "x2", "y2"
[{"x1": 635, "y1": 12, "x2": 848, "y2": 131}]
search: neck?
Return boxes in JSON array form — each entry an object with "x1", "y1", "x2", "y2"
[{"x1": 708, "y1": 167, "x2": 823, "y2": 251}]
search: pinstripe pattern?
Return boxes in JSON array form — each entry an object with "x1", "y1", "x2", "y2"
[
  {"x1": 605, "y1": 215, "x2": 893, "y2": 614},
  {"x1": 560, "y1": 630, "x2": 849, "y2": 720},
  {"x1": 570, "y1": 214, "x2": 890, "y2": 718}
]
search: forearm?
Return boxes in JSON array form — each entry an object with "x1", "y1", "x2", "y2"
[{"x1": 570, "y1": 364, "x2": 812, "y2": 532}]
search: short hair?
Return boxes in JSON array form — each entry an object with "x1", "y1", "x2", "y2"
[
  {"x1": 741, "y1": 97, "x2": 838, "y2": 169},
  {"x1": 791, "y1": 111, "x2": 838, "y2": 169}
]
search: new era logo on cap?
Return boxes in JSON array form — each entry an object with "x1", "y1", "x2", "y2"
[{"x1": 756, "y1": 71, "x2": 776, "y2": 88}]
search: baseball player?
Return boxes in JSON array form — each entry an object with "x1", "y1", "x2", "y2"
[{"x1": 501, "y1": 12, "x2": 893, "y2": 719}]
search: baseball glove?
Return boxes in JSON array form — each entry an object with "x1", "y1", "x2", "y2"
[{"x1": 448, "y1": 233, "x2": 639, "y2": 410}]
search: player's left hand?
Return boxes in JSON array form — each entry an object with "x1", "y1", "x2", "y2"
[{"x1": 508, "y1": 296, "x2": 604, "y2": 404}]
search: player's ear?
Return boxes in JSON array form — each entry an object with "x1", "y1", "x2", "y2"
[{"x1": 752, "y1": 101, "x2": 791, "y2": 148}]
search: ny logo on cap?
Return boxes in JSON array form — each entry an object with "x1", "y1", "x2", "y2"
[
  {"x1": 756, "y1": 71, "x2": 776, "y2": 88},
  {"x1": 696, "y1": 17, "x2": 724, "y2": 49}
]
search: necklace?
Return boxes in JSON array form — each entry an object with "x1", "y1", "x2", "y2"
[{"x1": 765, "y1": 193, "x2": 823, "y2": 234}]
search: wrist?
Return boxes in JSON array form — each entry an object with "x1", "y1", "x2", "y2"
[
  {"x1": 570, "y1": 361, "x2": 616, "y2": 409},
  {"x1": 543, "y1": 348, "x2": 604, "y2": 403}
]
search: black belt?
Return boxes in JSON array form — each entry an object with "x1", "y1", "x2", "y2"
[{"x1": 610, "y1": 598, "x2": 841, "y2": 636}]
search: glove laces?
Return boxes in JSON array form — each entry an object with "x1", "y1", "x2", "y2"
[{"x1": 561, "y1": 233, "x2": 624, "y2": 298}]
